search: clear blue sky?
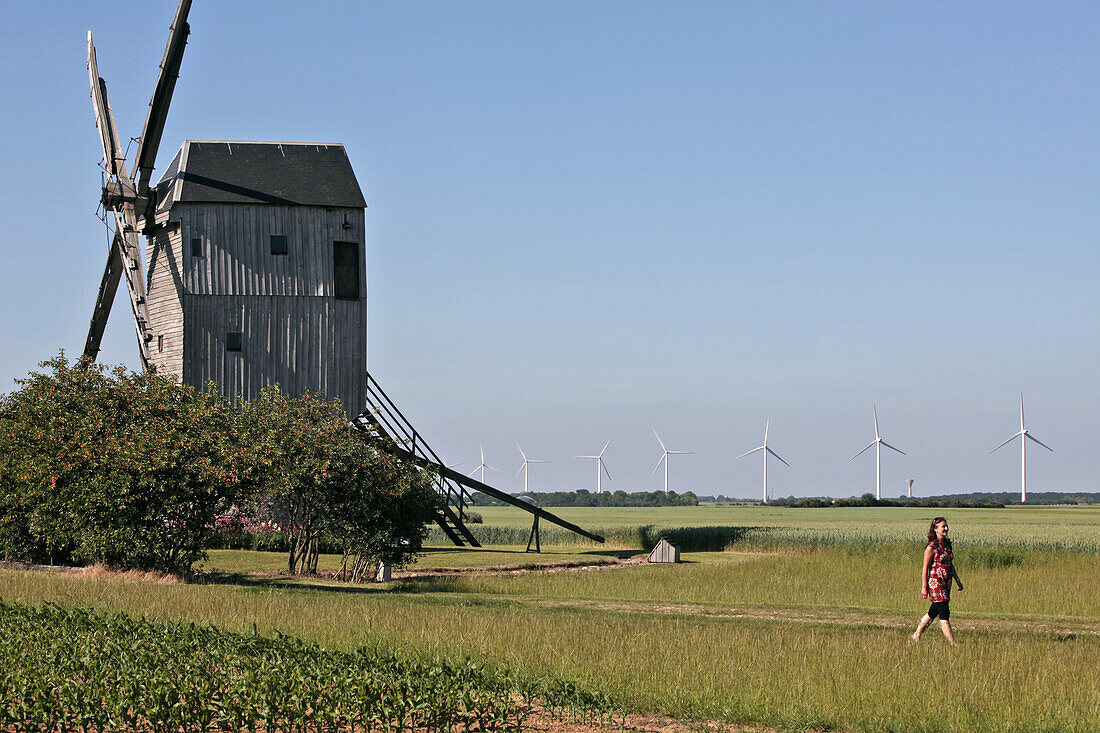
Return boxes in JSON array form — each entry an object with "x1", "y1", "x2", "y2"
[{"x1": 2, "y1": 1, "x2": 1098, "y2": 498}]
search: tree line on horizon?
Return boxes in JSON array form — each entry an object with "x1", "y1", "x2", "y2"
[{"x1": 470, "y1": 488, "x2": 699, "y2": 508}]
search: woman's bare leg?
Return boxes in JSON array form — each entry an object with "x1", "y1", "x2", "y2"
[
  {"x1": 939, "y1": 619, "x2": 957, "y2": 646},
  {"x1": 912, "y1": 614, "x2": 932, "y2": 641}
]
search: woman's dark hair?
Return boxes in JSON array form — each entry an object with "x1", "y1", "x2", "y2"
[{"x1": 927, "y1": 517, "x2": 952, "y2": 549}]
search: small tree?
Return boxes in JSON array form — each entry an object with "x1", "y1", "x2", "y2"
[
  {"x1": 236, "y1": 386, "x2": 441, "y2": 577},
  {"x1": 328, "y1": 444, "x2": 439, "y2": 582},
  {"x1": 236, "y1": 386, "x2": 352, "y2": 574},
  {"x1": 0, "y1": 354, "x2": 244, "y2": 571}
]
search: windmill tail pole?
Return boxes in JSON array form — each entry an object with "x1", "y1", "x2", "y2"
[{"x1": 380, "y1": 443, "x2": 605, "y2": 543}]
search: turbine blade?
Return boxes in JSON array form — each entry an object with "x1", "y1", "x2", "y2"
[
  {"x1": 736, "y1": 446, "x2": 765, "y2": 460},
  {"x1": 1019, "y1": 392, "x2": 1026, "y2": 431},
  {"x1": 514, "y1": 464, "x2": 524, "y2": 479},
  {"x1": 764, "y1": 418, "x2": 770, "y2": 444},
  {"x1": 881, "y1": 441, "x2": 906, "y2": 456},
  {"x1": 652, "y1": 428, "x2": 666, "y2": 452},
  {"x1": 652, "y1": 454, "x2": 666, "y2": 475},
  {"x1": 1026, "y1": 433, "x2": 1054, "y2": 452},
  {"x1": 516, "y1": 442, "x2": 527, "y2": 461},
  {"x1": 670, "y1": 450, "x2": 693, "y2": 455},
  {"x1": 990, "y1": 432, "x2": 1022, "y2": 453},
  {"x1": 850, "y1": 441, "x2": 876, "y2": 461},
  {"x1": 486, "y1": 464, "x2": 500, "y2": 472},
  {"x1": 766, "y1": 447, "x2": 790, "y2": 467},
  {"x1": 873, "y1": 405, "x2": 880, "y2": 439},
  {"x1": 601, "y1": 460, "x2": 612, "y2": 481},
  {"x1": 600, "y1": 438, "x2": 612, "y2": 457},
  {"x1": 530, "y1": 459, "x2": 548, "y2": 464}
]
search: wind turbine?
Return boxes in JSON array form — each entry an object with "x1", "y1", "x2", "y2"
[
  {"x1": 850, "y1": 405, "x2": 906, "y2": 500},
  {"x1": 469, "y1": 443, "x2": 500, "y2": 485},
  {"x1": 736, "y1": 418, "x2": 789, "y2": 504},
  {"x1": 515, "y1": 443, "x2": 548, "y2": 495},
  {"x1": 991, "y1": 393, "x2": 1053, "y2": 503},
  {"x1": 907, "y1": 478, "x2": 914, "y2": 499},
  {"x1": 652, "y1": 429, "x2": 692, "y2": 494},
  {"x1": 575, "y1": 439, "x2": 612, "y2": 494}
]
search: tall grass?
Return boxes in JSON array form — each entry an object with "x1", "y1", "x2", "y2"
[
  {"x1": 464, "y1": 505, "x2": 1100, "y2": 553},
  {"x1": 3, "y1": 567, "x2": 1099, "y2": 732},
  {"x1": 401, "y1": 544, "x2": 1100, "y2": 619}
]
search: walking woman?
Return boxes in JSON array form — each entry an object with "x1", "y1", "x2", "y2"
[{"x1": 912, "y1": 516, "x2": 963, "y2": 645}]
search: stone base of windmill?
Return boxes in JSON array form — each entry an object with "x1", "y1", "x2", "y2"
[{"x1": 647, "y1": 538, "x2": 680, "y2": 563}]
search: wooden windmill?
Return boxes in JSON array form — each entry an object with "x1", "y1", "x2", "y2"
[
  {"x1": 84, "y1": 0, "x2": 603, "y2": 548},
  {"x1": 84, "y1": 0, "x2": 366, "y2": 414}
]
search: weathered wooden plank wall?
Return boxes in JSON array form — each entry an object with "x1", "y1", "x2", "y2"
[
  {"x1": 146, "y1": 225, "x2": 185, "y2": 380},
  {"x1": 145, "y1": 203, "x2": 367, "y2": 414}
]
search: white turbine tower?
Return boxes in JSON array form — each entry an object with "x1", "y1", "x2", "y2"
[
  {"x1": 850, "y1": 405, "x2": 906, "y2": 500},
  {"x1": 514, "y1": 443, "x2": 548, "y2": 495},
  {"x1": 907, "y1": 478, "x2": 914, "y2": 499},
  {"x1": 736, "y1": 418, "x2": 789, "y2": 504},
  {"x1": 652, "y1": 429, "x2": 692, "y2": 494},
  {"x1": 575, "y1": 438, "x2": 612, "y2": 494},
  {"x1": 469, "y1": 443, "x2": 500, "y2": 485},
  {"x1": 991, "y1": 393, "x2": 1053, "y2": 504}
]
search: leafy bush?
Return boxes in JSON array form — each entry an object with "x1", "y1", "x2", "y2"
[
  {"x1": 0, "y1": 354, "x2": 244, "y2": 572},
  {"x1": 0, "y1": 356, "x2": 443, "y2": 577}
]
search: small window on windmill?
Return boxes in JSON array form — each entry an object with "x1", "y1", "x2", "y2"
[
  {"x1": 270, "y1": 235, "x2": 288, "y2": 256},
  {"x1": 157, "y1": 335, "x2": 164, "y2": 353},
  {"x1": 226, "y1": 332, "x2": 243, "y2": 352},
  {"x1": 333, "y1": 241, "x2": 360, "y2": 300},
  {"x1": 647, "y1": 537, "x2": 680, "y2": 563},
  {"x1": 191, "y1": 237, "x2": 203, "y2": 257}
]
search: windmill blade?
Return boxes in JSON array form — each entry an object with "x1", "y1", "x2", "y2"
[
  {"x1": 990, "y1": 431, "x2": 1023, "y2": 453},
  {"x1": 529, "y1": 459, "x2": 549, "y2": 464},
  {"x1": 574, "y1": 455, "x2": 599, "y2": 460},
  {"x1": 736, "y1": 445, "x2": 765, "y2": 460},
  {"x1": 669, "y1": 450, "x2": 693, "y2": 455},
  {"x1": 599, "y1": 438, "x2": 612, "y2": 457},
  {"x1": 651, "y1": 453, "x2": 666, "y2": 475},
  {"x1": 652, "y1": 428, "x2": 667, "y2": 452},
  {"x1": 1019, "y1": 392, "x2": 1026, "y2": 431},
  {"x1": 764, "y1": 418, "x2": 770, "y2": 444},
  {"x1": 82, "y1": 232, "x2": 126, "y2": 359},
  {"x1": 600, "y1": 459, "x2": 612, "y2": 481},
  {"x1": 850, "y1": 441, "x2": 876, "y2": 461},
  {"x1": 516, "y1": 442, "x2": 527, "y2": 461},
  {"x1": 514, "y1": 464, "x2": 525, "y2": 479},
  {"x1": 87, "y1": 32, "x2": 126, "y2": 179},
  {"x1": 881, "y1": 441, "x2": 907, "y2": 456},
  {"x1": 766, "y1": 446, "x2": 790, "y2": 467},
  {"x1": 1025, "y1": 433, "x2": 1054, "y2": 452},
  {"x1": 873, "y1": 405, "x2": 880, "y2": 439},
  {"x1": 132, "y1": 0, "x2": 193, "y2": 198},
  {"x1": 485, "y1": 463, "x2": 501, "y2": 473}
]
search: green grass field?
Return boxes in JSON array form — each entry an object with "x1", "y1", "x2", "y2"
[
  {"x1": 5, "y1": 505, "x2": 1100, "y2": 732},
  {"x1": 460, "y1": 504, "x2": 1100, "y2": 552}
]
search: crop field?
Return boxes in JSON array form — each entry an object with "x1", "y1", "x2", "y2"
[{"x1": 4, "y1": 506, "x2": 1100, "y2": 732}]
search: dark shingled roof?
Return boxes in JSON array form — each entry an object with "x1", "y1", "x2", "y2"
[{"x1": 155, "y1": 141, "x2": 366, "y2": 211}]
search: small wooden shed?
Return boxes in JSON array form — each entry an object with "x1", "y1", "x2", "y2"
[{"x1": 647, "y1": 538, "x2": 680, "y2": 563}]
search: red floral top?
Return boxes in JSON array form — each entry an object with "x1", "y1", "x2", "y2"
[{"x1": 926, "y1": 540, "x2": 953, "y2": 604}]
